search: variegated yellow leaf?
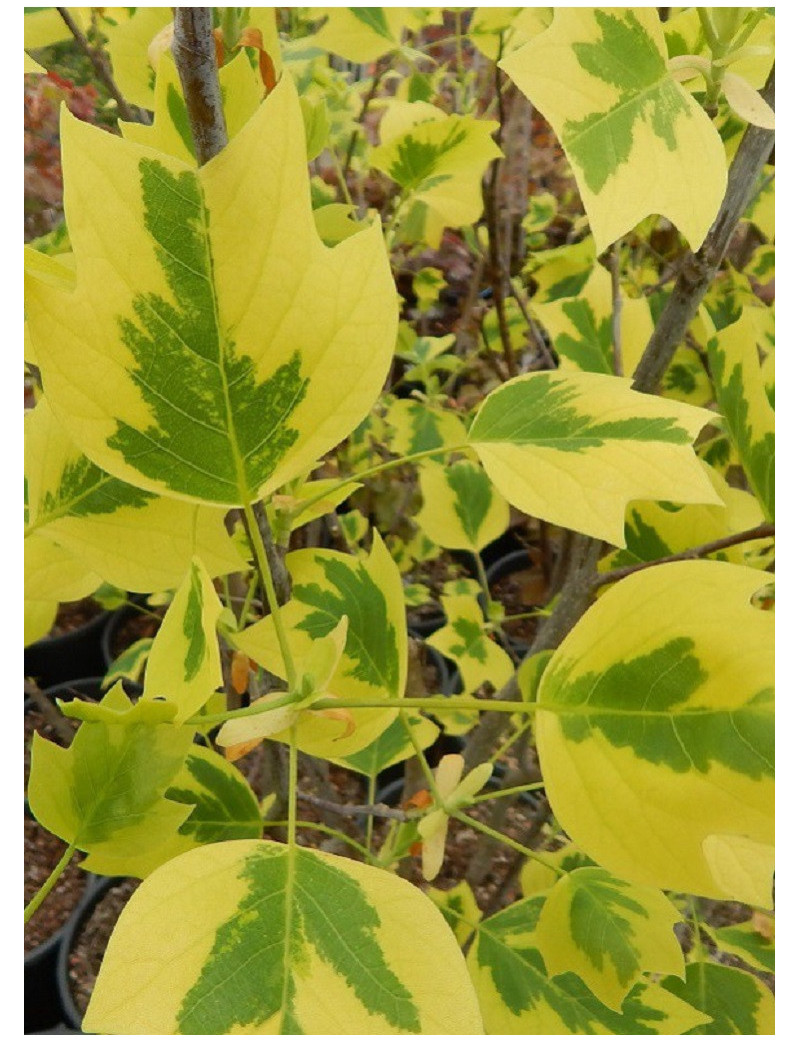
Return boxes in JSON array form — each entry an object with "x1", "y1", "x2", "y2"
[
  {"x1": 104, "y1": 7, "x2": 173, "y2": 109},
  {"x1": 26, "y1": 75, "x2": 396, "y2": 508},
  {"x1": 308, "y1": 7, "x2": 423, "y2": 64},
  {"x1": 708, "y1": 311, "x2": 775, "y2": 521},
  {"x1": 536, "y1": 561, "x2": 774, "y2": 900},
  {"x1": 25, "y1": 399, "x2": 243, "y2": 592},
  {"x1": 426, "y1": 593, "x2": 514, "y2": 695},
  {"x1": 467, "y1": 370, "x2": 719, "y2": 546},
  {"x1": 500, "y1": 8, "x2": 727, "y2": 251},
  {"x1": 534, "y1": 867, "x2": 684, "y2": 1011},
  {"x1": 372, "y1": 108, "x2": 503, "y2": 247},
  {"x1": 386, "y1": 398, "x2": 467, "y2": 456},
  {"x1": 121, "y1": 50, "x2": 264, "y2": 164},
  {"x1": 233, "y1": 535, "x2": 406, "y2": 758},
  {"x1": 662, "y1": 962, "x2": 774, "y2": 1034},
  {"x1": 81, "y1": 745, "x2": 262, "y2": 878},
  {"x1": 467, "y1": 895, "x2": 710, "y2": 1034},
  {"x1": 24, "y1": 532, "x2": 102, "y2": 646},
  {"x1": 84, "y1": 840, "x2": 484, "y2": 1034},
  {"x1": 416, "y1": 459, "x2": 509, "y2": 553},
  {"x1": 144, "y1": 558, "x2": 224, "y2": 722}
]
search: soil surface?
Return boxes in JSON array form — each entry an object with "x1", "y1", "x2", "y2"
[{"x1": 48, "y1": 598, "x2": 104, "y2": 638}]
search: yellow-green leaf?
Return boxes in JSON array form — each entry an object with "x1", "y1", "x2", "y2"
[
  {"x1": 28, "y1": 682, "x2": 193, "y2": 870},
  {"x1": 308, "y1": 7, "x2": 412, "y2": 64},
  {"x1": 427, "y1": 593, "x2": 514, "y2": 695},
  {"x1": 708, "y1": 311, "x2": 775, "y2": 521},
  {"x1": 386, "y1": 398, "x2": 467, "y2": 456},
  {"x1": 25, "y1": 399, "x2": 244, "y2": 592},
  {"x1": 500, "y1": 9, "x2": 727, "y2": 251},
  {"x1": 24, "y1": 533, "x2": 101, "y2": 647},
  {"x1": 372, "y1": 108, "x2": 503, "y2": 247},
  {"x1": 341, "y1": 713, "x2": 440, "y2": 778},
  {"x1": 81, "y1": 744, "x2": 263, "y2": 878},
  {"x1": 467, "y1": 370, "x2": 719, "y2": 546},
  {"x1": 428, "y1": 880, "x2": 482, "y2": 945},
  {"x1": 104, "y1": 7, "x2": 173, "y2": 109},
  {"x1": 121, "y1": 50, "x2": 263, "y2": 164},
  {"x1": 84, "y1": 839, "x2": 484, "y2": 1034},
  {"x1": 24, "y1": 7, "x2": 90, "y2": 51},
  {"x1": 144, "y1": 558, "x2": 223, "y2": 722},
  {"x1": 712, "y1": 918, "x2": 775, "y2": 975},
  {"x1": 536, "y1": 561, "x2": 774, "y2": 900},
  {"x1": 233, "y1": 534, "x2": 406, "y2": 758},
  {"x1": 467, "y1": 894, "x2": 710, "y2": 1034},
  {"x1": 535, "y1": 867, "x2": 684, "y2": 1011},
  {"x1": 26, "y1": 75, "x2": 396, "y2": 508},
  {"x1": 661, "y1": 962, "x2": 774, "y2": 1034},
  {"x1": 416, "y1": 458, "x2": 509, "y2": 552}
]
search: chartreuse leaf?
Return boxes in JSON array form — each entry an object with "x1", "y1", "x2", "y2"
[
  {"x1": 428, "y1": 881, "x2": 482, "y2": 945},
  {"x1": 702, "y1": 833, "x2": 775, "y2": 909},
  {"x1": 28, "y1": 682, "x2": 193, "y2": 872},
  {"x1": 416, "y1": 459, "x2": 510, "y2": 553},
  {"x1": 372, "y1": 108, "x2": 502, "y2": 247},
  {"x1": 342, "y1": 714, "x2": 440, "y2": 777},
  {"x1": 81, "y1": 745, "x2": 262, "y2": 878},
  {"x1": 24, "y1": 533, "x2": 101, "y2": 646},
  {"x1": 661, "y1": 962, "x2": 774, "y2": 1034},
  {"x1": 708, "y1": 312, "x2": 775, "y2": 521},
  {"x1": 534, "y1": 867, "x2": 684, "y2": 1011},
  {"x1": 520, "y1": 842, "x2": 596, "y2": 898},
  {"x1": 470, "y1": 7, "x2": 552, "y2": 61},
  {"x1": 467, "y1": 370, "x2": 719, "y2": 546},
  {"x1": 24, "y1": 7, "x2": 90, "y2": 50},
  {"x1": 25, "y1": 399, "x2": 243, "y2": 592},
  {"x1": 104, "y1": 7, "x2": 173, "y2": 109},
  {"x1": 309, "y1": 7, "x2": 417, "y2": 63},
  {"x1": 532, "y1": 264, "x2": 654, "y2": 376},
  {"x1": 233, "y1": 535, "x2": 406, "y2": 758},
  {"x1": 121, "y1": 50, "x2": 263, "y2": 164},
  {"x1": 102, "y1": 637, "x2": 153, "y2": 689},
  {"x1": 427, "y1": 593, "x2": 515, "y2": 695},
  {"x1": 386, "y1": 398, "x2": 466, "y2": 455},
  {"x1": 467, "y1": 895, "x2": 710, "y2": 1034},
  {"x1": 600, "y1": 462, "x2": 770, "y2": 574},
  {"x1": 419, "y1": 756, "x2": 494, "y2": 881},
  {"x1": 26, "y1": 74, "x2": 396, "y2": 508},
  {"x1": 535, "y1": 561, "x2": 774, "y2": 901},
  {"x1": 83, "y1": 839, "x2": 484, "y2": 1035},
  {"x1": 712, "y1": 918, "x2": 775, "y2": 974},
  {"x1": 500, "y1": 9, "x2": 726, "y2": 251},
  {"x1": 144, "y1": 558, "x2": 223, "y2": 723}
]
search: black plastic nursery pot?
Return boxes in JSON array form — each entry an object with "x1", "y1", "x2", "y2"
[
  {"x1": 25, "y1": 607, "x2": 111, "y2": 690},
  {"x1": 58, "y1": 876, "x2": 140, "y2": 1032}
]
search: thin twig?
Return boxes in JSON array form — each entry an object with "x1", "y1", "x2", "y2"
[
  {"x1": 297, "y1": 792, "x2": 409, "y2": 821},
  {"x1": 342, "y1": 60, "x2": 389, "y2": 181},
  {"x1": 593, "y1": 523, "x2": 775, "y2": 589},
  {"x1": 57, "y1": 7, "x2": 147, "y2": 124},
  {"x1": 508, "y1": 279, "x2": 557, "y2": 369}
]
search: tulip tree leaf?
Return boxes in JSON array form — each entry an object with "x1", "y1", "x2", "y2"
[
  {"x1": 534, "y1": 867, "x2": 684, "y2": 1011},
  {"x1": 712, "y1": 919, "x2": 775, "y2": 975},
  {"x1": 372, "y1": 109, "x2": 503, "y2": 247},
  {"x1": 24, "y1": 532, "x2": 101, "y2": 646},
  {"x1": 467, "y1": 895, "x2": 710, "y2": 1034},
  {"x1": 426, "y1": 593, "x2": 515, "y2": 695},
  {"x1": 81, "y1": 745, "x2": 263, "y2": 878},
  {"x1": 24, "y1": 399, "x2": 243, "y2": 592},
  {"x1": 386, "y1": 398, "x2": 467, "y2": 456},
  {"x1": 416, "y1": 459, "x2": 510, "y2": 553},
  {"x1": 121, "y1": 50, "x2": 264, "y2": 164},
  {"x1": 104, "y1": 7, "x2": 173, "y2": 109},
  {"x1": 467, "y1": 370, "x2": 719, "y2": 546},
  {"x1": 342, "y1": 713, "x2": 440, "y2": 777},
  {"x1": 601, "y1": 463, "x2": 769, "y2": 574},
  {"x1": 26, "y1": 75, "x2": 396, "y2": 508},
  {"x1": 535, "y1": 561, "x2": 774, "y2": 900},
  {"x1": 708, "y1": 312, "x2": 775, "y2": 521},
  {"x1": 233, "y1": 535, "x2": 406, "y2": 759},
  {"x1": 143, "y1": 558, "x2": 223, "y2": 723},
  {"x1": 500, "y1": 8, "x2": 727, "y2": 251},
  {"x1": 28, "y1": 682, "x2": 194, "y2": 871},
  {"x1": 309, "y1": 7, "x2": 412, "y2": 63},
  {"x1": 83, "y1": 839, "x2": 484, "y2": 1035},
  {"x1": 661, "y1": 962, "x2": 774, "y2": 1035}
]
